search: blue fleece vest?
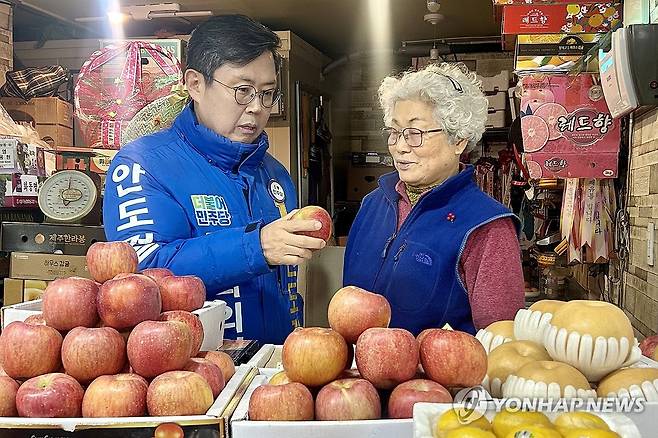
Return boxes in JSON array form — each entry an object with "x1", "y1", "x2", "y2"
[{"x1": 343, "y1": 166, "x2": 517, "y2": 335}]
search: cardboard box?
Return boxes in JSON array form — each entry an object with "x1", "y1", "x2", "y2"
[
  {"x1": 515, "y1": 33, "x2": 602, "y2": 73},
  {"x1": 0, "y1": 173, "x2": 43, "y2": 208},
  {"x1": 100, "y1": 38, "x2": 186, "y2": 64},
  {"x1": 55, "y1": 147, "x2": 118, "y2": 174},
  {"x1": 36, "y1": 123, "x2": 74, "y2": 147},
  {"x1": 1, "y1": 298, "x2": 226, "y2": 350},
  {"x1": 347, "y1": 165, "x2": 393, "y2": 202},
  {"x1": 2, "y1": 278, "x2": 48, "y2": 307},
  {"x1": 0, "y1": 137, "x2": 46, "y2": 176},
  {"x1": 502, "y1": 3, "x2": 622, "y2": 35},
  {"x1": 479, "y1": 71, "x2": 509, "y2": 93},
  {"x1": 486, "y1": 108, "x2": 507, "y2": 128},
  {"x1": 302, "y1": 246, "x2": 345, "y2": 328},
  {"x1": 486, "y1": 90, "x2": 507, "y2": 111},
  {"x1": 231, "y1": 372, "x2": 413, "y2": 438},
  {"x1": 9, "y1": 252, "x2": 89, "y2": 280},
  {"x1": 2, "y1": 278, "x2": 22, "y2": 307},
  {"x1": 1, "y1": 97, "x2": 73, "y2": 128},
  {"x1": 0, "y1": 361, "x2": 256, "y2": 437},
  {"x1": 521, "y1": 74, "x2": 620, "y2": 178},
  {"x1": 1, "y1": 222, "x2": 106, "y2": 256}
]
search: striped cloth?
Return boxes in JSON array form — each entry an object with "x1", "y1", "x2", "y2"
[{"x1": 0, "y1": 66, "x2": 69, "y2": 100}]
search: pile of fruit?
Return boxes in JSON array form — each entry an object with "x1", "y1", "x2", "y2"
[
  {"x1": 248, "y1": 285, "x2": 488, "y2": 421},
  {"x1": 0, "y1": 242, "x2": 235, "y2": 418},
  {"x1": 478, "y1": 300, "x2": 658, "y2": 403},
  {"x1": 432, "y1": 409, "x2": 623, "y2": 438}
]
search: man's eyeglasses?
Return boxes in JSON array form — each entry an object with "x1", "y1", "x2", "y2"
[
  {"x1": 212, "y1": 78, "x2": 281, "y2": 108},
  {"x1": 382, "y1": 127, "x2": 444, "y2": 147}
]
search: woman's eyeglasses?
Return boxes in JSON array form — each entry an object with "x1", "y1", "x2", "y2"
[
  {"x1": 212, "y1": 78, "x2": 281, "y2": 108},
  {"x1": 382, "y1": 127, "x2": 444, "y2": 147}
]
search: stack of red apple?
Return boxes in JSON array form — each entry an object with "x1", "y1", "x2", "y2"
[
  {"x1": 0, "y1": 241, "x2": 236, "y2": 419},
  {"x1": 248, "y1": 286, "x2": 487, "y2": 422}
]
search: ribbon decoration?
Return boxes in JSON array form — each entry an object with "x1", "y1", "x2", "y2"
[
  {"x1": 84, "y1": 41, "x2": 181, "y2": 109},
  {"x1": 74, "y1": 41, "x2": 183, "y2": 149},
  {"x1": 561, "y1": 178, "x2": 578, "y2": 241},
  {"x1": 560, "y1": 178, "x2": 616, "y2": 264},
  {"x1": 168, "y1": 83, "x2": 190, "y2": 106}
]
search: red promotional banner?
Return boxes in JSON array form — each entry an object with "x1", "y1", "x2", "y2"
[{"x1": 502, "y1": 3, "x2": 621, "y2": 34}]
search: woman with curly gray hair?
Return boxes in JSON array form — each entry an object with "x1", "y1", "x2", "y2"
[{"x1": 343, "y1": 63, "x2": 525, "y2": 335}]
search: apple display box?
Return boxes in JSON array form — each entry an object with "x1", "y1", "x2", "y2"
[
  {"x1": 0, "y1": 364, "x2": 257, "y2": 437},
  {"x1": 240, "y1": 346, "x2": 658, "y2": 438},
  {"x1": 1, "y1": 299, "x2": 227, "y2": 352},
  {"x1": 234, "y1": 344, "x2": 412, "y2": 438}
]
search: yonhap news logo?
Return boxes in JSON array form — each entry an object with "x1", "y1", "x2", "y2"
[{"x1": 452, "y1": 386, "x2": 646, "y2": 424}]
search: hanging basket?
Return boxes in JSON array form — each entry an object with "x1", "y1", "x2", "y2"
[{"x1": 74, "y1": 41, "x2": 183, "y2": 149}]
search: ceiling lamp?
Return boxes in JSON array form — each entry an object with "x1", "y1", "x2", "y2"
[{"x1": 75, "y1": 2, "x2": 212, "y2": 23}]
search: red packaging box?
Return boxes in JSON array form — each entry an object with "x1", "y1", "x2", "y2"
[
  {"x1": 502, "y1": 3, "x2": 621, "y2": 34},
  {"x1": 495, "y1": 0, "x2": 608, "y2": 4},
  {"x1": 521, "y1": 74, "x2": 620, "y2": 179}
]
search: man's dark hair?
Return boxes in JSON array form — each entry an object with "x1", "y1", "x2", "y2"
[{"x1": 187, "y1": 14, "x2": 281, "y2": 83}]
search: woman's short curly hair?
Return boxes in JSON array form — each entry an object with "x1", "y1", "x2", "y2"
[{"x1": 378, "y1": 62, "x2": 488, "y2": 152}]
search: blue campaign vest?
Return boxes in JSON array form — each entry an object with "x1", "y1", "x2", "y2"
[
  {"x1": 103, "y1": 104, "x2": 301, "y2": 344},
  {"x1": 343, "y1": 166, "x2": 518, "y2": 335}
]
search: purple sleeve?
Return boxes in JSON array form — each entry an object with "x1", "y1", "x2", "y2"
[{"x1": 459, "y1": 217, "x2": 525, "y2": 330}]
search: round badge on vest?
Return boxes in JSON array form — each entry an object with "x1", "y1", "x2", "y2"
[{"x1": 268, "y1": 179, "x2": 286, "y2": 204}]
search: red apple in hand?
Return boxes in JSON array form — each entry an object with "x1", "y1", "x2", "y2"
[
  {"x1": 16, "y1": 373, "x2": 84, "y2": 418},
  {"x1": 86, "y1": 241, "x2": 138, "y2": 283},
  {"x1": 282, "y1": 327, "x2": 348, "y2": 387},
  {"x1": 356, "y1": 328, "x2": 419, "y2": 389},
  {"x1": 196, "y1": 351, "x2": 236, "y2": 382},
  {"x1": 316, "y1": 378, "x2": 381, "y2": 420},
  {"x1": 328, "y1": 286, "x2": 391, "y2": 344},
  {"x1": 42, "y1": 277, "x2": 99, "y2": 330},
  {"x1": 82, "y1": 374, "x2": 148, "y2": 417},
  {"x1": 98, "y1": 274, "x2": 162, "y2": 330},
  {"x1": 147, "y1": 371, "x2": 213, "y2": 416},
  {"x1": 160, "y1": 311, "x2": 204, "y2": 356},
  {"x1": 183, "y1": 358, "x2": 225, "y2": 398},
  {"x1": 62, "y1": 327, "x2": 126, "y2": 383},
  {"x1": 388, "y1": 379, "x2": 452, "y2": 419},
  {"x1": 127, "y1": 320, "x2": 192, "y2": 378},
  {"x1": 0, "y1": 376, "x2": 19, "y2": 416},
  {"x1": 249, "y1": 382, "x2": 314, "y2": 421},
  {"x1": 158, "y1": 276, "x2": 206, "y2": 312},
  {"x1": 290, "y1": 206, "x2": 332, "y2": 242},
  {"x1": 141, "y1": 267, "x2": 174, "y2": 282},
  {"x1": 0, "y1": 321, "x2": 62, "y2": 379},
  {"x1": 420, "y1": 329, "x2": 487, "y2": 388}
]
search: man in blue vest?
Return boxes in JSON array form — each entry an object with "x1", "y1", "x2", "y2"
[{"x1": 103, "y1": 15, "x2": 326, "y2": 344}]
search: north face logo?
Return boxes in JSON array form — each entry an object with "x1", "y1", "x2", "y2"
[{"x1": 415, "y1": 252, "x2": 433, "y2": 266}]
